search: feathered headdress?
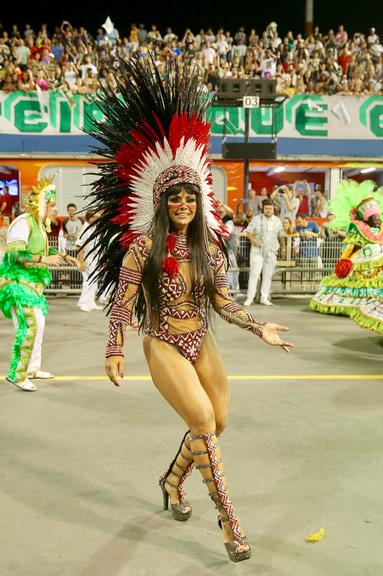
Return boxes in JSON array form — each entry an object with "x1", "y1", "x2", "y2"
[
  {"x1": 328, "y1": 179, "x2": 383, "y2": 230},
  {"x1": 83, "y1": 56, "x2": 227, "y2": 301},
  {"x1": 27, "y1": 176, "x2": 57, "y2": 232}
]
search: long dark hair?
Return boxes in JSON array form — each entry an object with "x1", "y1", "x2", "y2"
[{"x1": 135, "y1": 183, "x2": 216, "y2": 329}]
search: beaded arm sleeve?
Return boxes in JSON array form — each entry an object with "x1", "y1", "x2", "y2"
[
  {"x1": 212, "y1": 246, "x2": 266, "y2": 337},
  {"x1": 105, "y1": 236, "x2": 150, "y2": 358}
]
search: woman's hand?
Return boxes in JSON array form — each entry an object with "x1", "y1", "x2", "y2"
[
  {"x1": 261, "y1": 323, "x2": 293, "y2": 353},
  {"x1": 105, "y1": 356, "x2": 125, "y2": 387},
  {"x1": 64, "y1": 254, "x2": 82, "y2": 269},
  {"x1": 44, "y1": 254, "x2": 64, "y2": 266}
]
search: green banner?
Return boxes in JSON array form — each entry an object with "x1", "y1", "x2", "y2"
[{"x1": 1, "y1": 91, "x2": 382, "y2": 139}]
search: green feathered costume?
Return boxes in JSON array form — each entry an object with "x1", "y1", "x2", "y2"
[
  {"x1": 310, "y1": 179, "x2": 383, "y2": 334},
  {"x1": 0, "y1": 180, "x2": 58, "y2": 382}
]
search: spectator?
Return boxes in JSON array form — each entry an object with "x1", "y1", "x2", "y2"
[
  {"x1": 295, "y1": 214, "x2": 321, "y2": 279},
  {"x1": 0, "y1": 184, "x2": 13, "y2": 217},
  {"x1": 322, "y1": 212, "x2": 346, "y2": 239},
  {"x1": 218, "y1": 202, "x2": 239, "y2": 293},
  {"x1": 278, "y1": 183, "x2": 300, "y2": 223},
  {"x1": 0, "y1": 20, "x2": 380, "y2": 98},
  {"x1": 137, "y1": 23, "x2": 147, "y2": 44},
  {"x1": 14, "y1": 38, "x2": 30, "y2": 66},
  {"x1": 17, "y1": 67, "x2": 35, "y2": 91},
  {"x1": 0, "y1": 214, "x2": 11, "y2": 259},
  {"x1": 281, "y1": 216, "x2": 300, "y2": 256},
  {"x1": 237, "y1": 186, "x2": 258, "y2": 215},
  {"x1": 335, "y1": 25, "x2": 348, "y2": 49},
  {"x1": 63, "y1": 203, "x2": 84, "y2": 253},
  {"x1": 243, "y1": 199, "x2": 285, "y2": 306},
  {"x1": 80, "y1": 54, "x2": 97, "y2": 81},
  {"x1": 46, "y1": 211, "x2": 63, "y2": 246},
  {"x1": 282, "y1": 216, "x2": 299, "y2": 237},
  {"x1": 270, "y1": 185, "x2": 282, "y2": 217},
  {"x1": 254, "y1": 187, "x2": 269, "y2": 214},
  {"x1": 76, "y1": 209, "x2": 103, "y2": 312},
  {"x1": 311, "y1": 184, "x2": 328, "y2": 217},
  {"x1": 295, "y1": 180, "x2": 311, "y2": 216}
]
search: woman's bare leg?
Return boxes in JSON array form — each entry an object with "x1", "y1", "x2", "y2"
[
  {"x1": 143, "y1": 336, "x2": 216, "y2": 508},
  {"x1": 194, "y1": 333, "x2": 230, "y2": 437},
  {"x1": 193, "y1": 334, "x2": 245, "y2": 546},
  {"x1": 155, "y1": 335, "x2": 228, "y2": 514},
  {"x1": 143, "y1": 336, "x2": 249, "y2": 557}
]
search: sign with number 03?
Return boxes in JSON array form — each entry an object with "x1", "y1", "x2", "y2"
[{"x1": 243, "y1": 96, "x2": 260, "y2": 108}]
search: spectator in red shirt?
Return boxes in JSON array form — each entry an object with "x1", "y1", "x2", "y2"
[
  {"x1": 295, "y1": 180, "x2": 311, "y2": 216},
  {"x1": 0, "y1": 185, "x2": 13, "y2": 217},
  {"x1": 338, "y1": 45, "x2": 352, "y2": 75}
]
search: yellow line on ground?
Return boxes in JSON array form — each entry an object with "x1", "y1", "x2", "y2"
[{"x1": 2, "y1": 375, "x2": 383, "y2": 381}]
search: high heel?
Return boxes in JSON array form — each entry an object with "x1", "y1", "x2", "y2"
[
  {"x1": 159, "y1": 431, "x2": 193, "y2": 521},
  {"x1": 159, "y1": 477, "x2": 170, "y2": 510},
  {"x1": 159, "y1": 477, "x2": 192, "y2": 521},
  {"x1": 217, "y1": 513, "x2": 251, "y2": 562},
  {"x1": 190, "y1": 432, "x2": 251, "y2": 563}
]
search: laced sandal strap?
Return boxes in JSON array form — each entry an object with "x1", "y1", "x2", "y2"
[
  {"x1": 179, "y1": 451, "x2": 193, "y2": 463},
  {"x1": 164, "y1": 478, "x2": 179, "y2": 489},
  {"x1": 210, "y1": 491, "x2": 224, "y2": 509},
  {"x1": 195, "y1": 462, "x2": 212, "y2": 470},
  {"x1": 168, "y1": 468, "x2": 183, "y2": 478},
  {"x1": 173, "y1": 462, "x2": 187, "y2": 473},
  {"x1": 191, "y1": 432, "x2": 244, "y2": 544},
  {"x1": 191, "y1": 449, "x2": 208, "y2": 456},
  {"x1": 162, "y1": 430, "x2": 192, "y2": 480},
  {"x1": 203, "y1": 475, "x2": 220, "y2": 485},
  {"x1": 195, "y1": 458, "x2": 222, "y2": 469},
  {"x1": 184, "y1": 440, "x2": 192, "y2": 453}
]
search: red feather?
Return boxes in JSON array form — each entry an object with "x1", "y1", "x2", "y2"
[
  {"x1": 165, "y1": 233, "x2": 177, "y2": 251},
  {"x1": 120, "y1": 230, "x2": 140, "y2": 250},
  {"x1": 162, "y1": 256, "x2": 180, "y2": 279},
  {"x1": 167, "y1": 113, "x2": 211, "y2": 156}
]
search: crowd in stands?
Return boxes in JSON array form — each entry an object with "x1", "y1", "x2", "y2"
[{"x1": 0, "y1": 19, "x2": 383, "y2": 98}]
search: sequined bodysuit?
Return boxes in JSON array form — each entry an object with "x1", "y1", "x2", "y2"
[{"x1": 106, "y1": 233, "x2": 265, "y2": 362}]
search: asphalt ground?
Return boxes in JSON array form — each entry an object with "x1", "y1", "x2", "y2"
[{"x1": 1, "y1": 296, "x2": 382, "y2": 576}]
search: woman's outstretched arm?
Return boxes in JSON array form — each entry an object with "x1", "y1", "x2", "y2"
[{"x1": 211, "y1": 246, "x2": 293, "y2": 353}]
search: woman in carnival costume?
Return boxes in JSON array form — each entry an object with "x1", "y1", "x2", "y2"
[
  {"x1": 310, "y1": 179, "x2": 383, "y2": 333},
  {"x1": 0, "y1": 178, "x2": 79, "y2": 391},
  {"x1": 85, "y1": 57, "x2": 293, "y2": 563}
]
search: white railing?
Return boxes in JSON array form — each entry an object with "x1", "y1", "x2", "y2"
[{"x1": 45, "y1": 236, "x2": 344, "y2": 296}]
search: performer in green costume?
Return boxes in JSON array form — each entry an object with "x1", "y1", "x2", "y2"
[
  {"x1": 0, "y1": 178, "x2": 79, "y2": 391},
  {"x1": 310, "y1": 179, "x2": 383, "y2": 334}
]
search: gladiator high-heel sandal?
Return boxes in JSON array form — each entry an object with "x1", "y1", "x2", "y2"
[
  {"x1": 190, "y1": 432, "x2": 251, "y2": 563},
  {"x1": 159, "y1": 430, "x2": 193, "y2": 521}
]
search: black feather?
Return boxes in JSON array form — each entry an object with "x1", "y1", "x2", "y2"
[{"x1": 81, "y1": 55, "x2": 209, "y2": 312}]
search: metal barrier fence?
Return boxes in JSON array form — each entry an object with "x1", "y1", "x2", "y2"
[
  {"x1": 45, "y1": 238, "x2": 83, "y2": 294},
  {"x1": 231, "y1": 235, "x2": 344, "y2": 297},
  {"x1": 46, "y1": 235, "x2": 344, "y2": 296}
]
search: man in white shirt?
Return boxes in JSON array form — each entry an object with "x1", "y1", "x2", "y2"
[
  {"x1": 243, "y1": 199, "x2": 285, "y2": 306},
  {"x1": 76, "y1": 209, "x2": 102, "y2": 312},
  {"x1": 80, "y1": 55, "x2": 98, "y2": 81},
  {"x1": 202, "y1": 42, "x2": 217, "y2": 65}
]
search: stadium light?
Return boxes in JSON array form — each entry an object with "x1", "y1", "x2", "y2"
[{"x1": 360, "y1": 167, "x2": 376, "y2": 174}]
